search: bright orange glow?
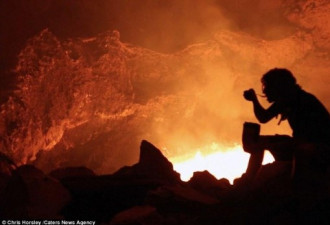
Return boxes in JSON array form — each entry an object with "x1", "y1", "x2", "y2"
[{"x1": 170, "y1": 143, "x2": 275, "y2": 184}]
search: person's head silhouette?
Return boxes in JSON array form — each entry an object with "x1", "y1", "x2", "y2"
[{"x1": 261, "y1": 68, "x2": 299, "y2": 103}]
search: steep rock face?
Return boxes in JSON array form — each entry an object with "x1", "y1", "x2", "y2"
[
  {"x1": 0, "y1": 29, "x2": 193, "y2": 173},
  {"x1": 0, "y1": 29, "x2": 134, "y2": 165},
  {"x1": 0, "y1": 0, "x2": 329, "y2": 174}
]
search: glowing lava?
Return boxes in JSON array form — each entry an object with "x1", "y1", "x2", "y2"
[{"x1": 170, "y1": 143, "x2": 275, "y2": 184}]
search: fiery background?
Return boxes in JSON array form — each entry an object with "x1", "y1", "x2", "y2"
[{"x1": 0, "y1": 0, "x2": 329, "y2": 176}]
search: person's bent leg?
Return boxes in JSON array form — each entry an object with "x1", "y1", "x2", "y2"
[
  {"x1": 260, "y1": 135, "x2": 294, "y2": 162},
  {"x1": 244, "y1": 135, "x2": 293, "y2": 180},
  {"x1": 245, "y1": 151, "x2": 264, "y2": 178}
]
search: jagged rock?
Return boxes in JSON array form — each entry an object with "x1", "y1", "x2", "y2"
[
  {"x1": 113, "y1": 140, "x2": 181, "y2": 185},
  {"x1": 139, "y1": 140, "x2": 171, "y2": 168},
  {"x1": 188, "y1": 170, "x2": 231, "y2": 198},
  {"x1": 110, "y1": 205, "x2": 163, "y2": 225},
  {"x1": 60, "y1": 140, "x2": 181, "y2": 221},
  {"x1": 0, "y1": 165, "x2": 71, "y2": 219},
  {"x1": 49, "y1": 166, "x2": 95, "y2": 180}
]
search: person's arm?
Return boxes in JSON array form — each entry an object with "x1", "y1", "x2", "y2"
[{"x1": 243, "y1": 89, "x2": 277, "y2": 123}]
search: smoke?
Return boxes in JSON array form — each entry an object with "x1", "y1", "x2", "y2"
[{"x1": 0, "y1": 0, "x2": 329, "y2": 174}]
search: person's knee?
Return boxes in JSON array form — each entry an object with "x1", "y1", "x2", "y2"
[{"x1": 259, "y1": 135, "x2": 293, "y2": 161}]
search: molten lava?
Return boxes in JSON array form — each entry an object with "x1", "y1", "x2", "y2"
[{"x1": 170, "y1": 143, "x2": 274, "y2": 184}]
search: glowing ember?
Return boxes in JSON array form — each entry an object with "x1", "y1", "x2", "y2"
[{"x1": 170, "y1": 143, "x2": 274, "y2": 184}]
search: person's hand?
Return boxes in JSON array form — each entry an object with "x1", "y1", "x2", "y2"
[{"x1": 243, "y1": 89, "x2": 257, "y2": 101}]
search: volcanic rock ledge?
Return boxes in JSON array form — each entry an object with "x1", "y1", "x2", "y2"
[{"x1": 1, "y1": 140, "x2": 330, "y2": 225}]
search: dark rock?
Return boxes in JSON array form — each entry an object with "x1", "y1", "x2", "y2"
[
  {"x1": 139, "y1": 140, "x2": 171, "y2": 168},
  {"x1": 144, "y1": 184, "x2": 222, "y2": 225},
  {"x1": 113, "y1": 140, "x2": 181, "y2": 185},
  {"x1": 49, "y1": 166, "x2": 95, "y2": 180},
  {"x1": 0, "y1": 165, "x2": 71, "y2": 219},
  {"x1": 15, "y1": 164, "x2": 45, "y2": 178},
  {"x1": 3, "y1": 141, "x2": 329, "y2": 224},
  {"x1": 146, "y1": 185, "x2": 219, "y2": 213},
  {"x1": 188, "y1": 170, "x2": 231, "y2": 198},
  {"x1": 0, "y1": 152, "x2": 16, "y2": 203},
  {"x1": 110, "y1": 205, "x2": 163, "y2": 225},
  {"x1": 61, "y1": 140, "x2": 182, "y2": 221}
]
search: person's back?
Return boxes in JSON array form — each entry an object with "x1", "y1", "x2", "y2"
[{"x1": 286, "y1": 89, "x2": 330, "y2": 145}]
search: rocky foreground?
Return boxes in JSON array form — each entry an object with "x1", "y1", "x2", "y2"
[{"x1": 1, "y1": 140, "x2": 330, "y2": 225}]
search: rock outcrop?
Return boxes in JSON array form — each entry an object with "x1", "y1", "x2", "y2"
[
  {"x1": 188, "y1": 170, "x2": 231, "y2": 198},
  {"x1": 59, "y1": 140, "x2": 182, "y2": 221},
  {"x1": 0, "y1": 165, "x2": 71, "y2": 219},
  {"x1": 49, "y1": 166, "x2": 95, "y2": 180},
  {"x1": 113, "y1": 140, "x2": 181, "y2": 185},
  {"x1": 1, "y1": 140, "x2": 330, "y2": 224}
]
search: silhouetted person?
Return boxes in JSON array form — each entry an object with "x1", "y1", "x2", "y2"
[{"x1": 240, "y1": 68, "x2": 330, "y2": 186}]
